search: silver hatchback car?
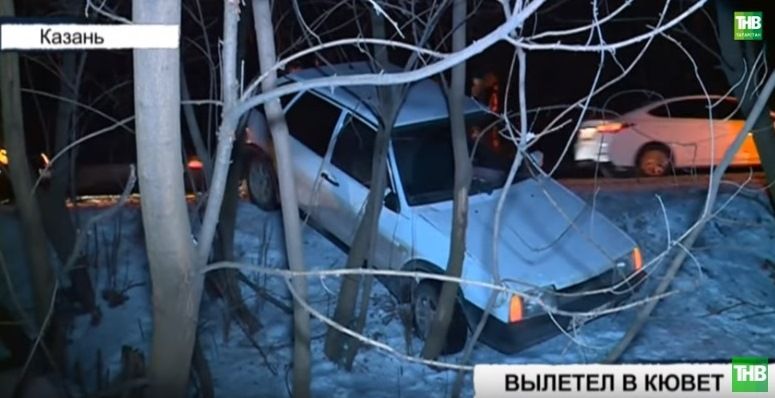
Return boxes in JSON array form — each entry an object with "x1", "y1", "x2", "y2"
[{"x1": 243, "y1": 62, "x2": 645, "y2": 354}]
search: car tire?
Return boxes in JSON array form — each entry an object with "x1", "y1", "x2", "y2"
[
  {"x1": 247, "y1": 151, "x2": 280, "y2": 211},
  {"x1": 412, "y1": 281, "x2": 468, "y2": 355},
  {"x1": 637, "y1": 144, "x2": 671, "y2": 177}
]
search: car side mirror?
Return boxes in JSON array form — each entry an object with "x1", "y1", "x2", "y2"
[{"x1": 384, "y1": 191, "x2": 400, "y2": 212}]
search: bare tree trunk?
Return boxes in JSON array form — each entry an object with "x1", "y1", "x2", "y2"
[
  {"x1": 209, "y1": 137, "x2": 261, "y2": 336},
  {"x1": 0, "y1": 0, "x2": 55, "y2": 328},
  {"x1": 421, "y1": 0, "x2": 470, "y2": 360},
  {"x1": 324, "y1": 10, "x2": 398, "y2": 368},
  {"x1": 181, "y1": 67, "x2": 212, "y2": 185},
  {"x1": 195, "y1": 0, "x2": 240, "y2": 266},
  {"x1": 714, "y1": 0, "x2": 775, "y2": 207},
  {"x1": 252, "y1": 1, "x2": 311, "y2": 396},
  {"x1": 214, "y1": 0, "x2": 260, "y2": 336},
  {"x1": 37, "y1": 51, "x2": 99, "y2": 324},
  {"x1": 35, "y1": 1, "x2": 97, "y2": 322},
  {"x1": 133, "y1": 1, "x2": 202, "y2": 396}
]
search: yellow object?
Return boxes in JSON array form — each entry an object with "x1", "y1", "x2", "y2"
[{"x1": 0, "y1": 149, "x2": 7, "y2": 166}]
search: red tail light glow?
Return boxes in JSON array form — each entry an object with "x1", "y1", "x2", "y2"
[
  {"x1": 596, "y1": 122, "x2": 633, "y2": 133},
  {"x1": 187, "y1": 158, "x2": 204, "y2": 170}
]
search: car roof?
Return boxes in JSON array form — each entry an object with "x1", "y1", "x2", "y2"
[
  {"x1": 634, "y1": 95, "x2": 738, "y2": 112},
  {"x1": 282, "y1": 62, "x2": 487, "y2": 129}
]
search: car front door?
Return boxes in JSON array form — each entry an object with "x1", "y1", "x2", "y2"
[
  {"x1": 327, "y1": 115, "x2": 404, "y2": 269},
  {"x1": 646, "y1": 99, "x2": 726, "y2": 167}
]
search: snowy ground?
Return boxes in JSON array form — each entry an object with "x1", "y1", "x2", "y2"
[{"x1": 1, "y1": 182, "x2": 775, "y2": 397}]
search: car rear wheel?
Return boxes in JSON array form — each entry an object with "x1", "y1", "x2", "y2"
[
  {"x1": 412, "y1": 281, "x2": 468, "y2": 355},
  {"x1": 247, "y1": 152, "x2": 280, "y2": 211},
  {"x1": 637, "y1": 145, "x2": 671, "y2": 177}
]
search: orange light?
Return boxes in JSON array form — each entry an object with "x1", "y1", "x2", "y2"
[
  {"x1": 737, "y1": 133, "x2": 761, "y2": 165},
  {"x1": 596, "y1": 122, "x2": 626, "y2": 133},
  {"x1": 0, "y1": 149, "x2": 7, "y2": 166},
  {"x1": 187, "y1": 158, "x2": 204, "y2": 170},
  {"x1": 632, "y1": 247, "x2": 643, "y2": 272},
  {"x1": 509, "y1": 295, "x2": 524, "y2": 323}
]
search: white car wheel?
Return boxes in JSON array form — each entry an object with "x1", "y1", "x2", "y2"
[{"x1": 247, "y1": 154, "x2": 280, "y2": 211}]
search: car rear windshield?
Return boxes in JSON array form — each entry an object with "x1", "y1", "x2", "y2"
[{"x1": 392, "y1": 113, "x2": 534, "y2": 206}]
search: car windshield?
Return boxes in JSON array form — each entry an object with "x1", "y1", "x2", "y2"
[{"x1": 392, "y1": 113, "x2": 535, "y2": 206}]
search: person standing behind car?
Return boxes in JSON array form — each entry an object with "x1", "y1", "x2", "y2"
[{"x1": 470, "y1": 70, "x2": 504, "y2": 155}]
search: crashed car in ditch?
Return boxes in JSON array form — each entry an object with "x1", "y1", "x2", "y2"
[{"x1": 241, "y1": 62, "x2": 645, "y2": 354}]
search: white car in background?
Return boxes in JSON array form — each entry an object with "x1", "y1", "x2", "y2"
[
  {"x1": 574, "y1": 95, "x2": 761, "y2": 176},
  {"x1": 243, "y1": 62, "x2": 644, "y2": 354}
]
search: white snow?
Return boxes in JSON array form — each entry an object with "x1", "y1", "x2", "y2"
[{"x1": 1, "y1": 183, "x2": 774, "y2": 397}]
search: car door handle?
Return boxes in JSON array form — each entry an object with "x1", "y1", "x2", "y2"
[{"x1": 321, "y1": 171, "x2": 339, "y2": 187}]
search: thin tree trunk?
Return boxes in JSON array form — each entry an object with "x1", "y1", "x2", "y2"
[
  {"x1": 195, "y1": 0, "x2": 240, "y2": 266},
  {"x1": 209, "y1": 0, "x2": 260, "y2": 337},
  {"x1": 421, "y1": 0, "x2": 470, "y2": 360},
  {"x1": 0, "y1": 0, "x2": 55, "y2": 328},
  {"x1": 133, "y1": 1, "x2": 202, "y2": 396},
  {"x1": 181, "y1": 67, "x2": 212, "y2": 185},
  {"x1": 37, "y1": 46, "x2": 98, "y2": 321},
  {"x1": 252, "y1": 1, "x2": 311, "y2": 396},
  {"x1": 209, "y1": 137, "x2": 261, "y2": 336},
  {"x1": 189, "y1": 2, "x2": 249, "y2": 397},
  {"x1": 324, "y1": 10, "x2": 398, "y2": 368}
]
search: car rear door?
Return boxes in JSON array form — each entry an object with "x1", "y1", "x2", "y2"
[{"x1": 282, "y1": 92, "x2": 347, "y2": 234}]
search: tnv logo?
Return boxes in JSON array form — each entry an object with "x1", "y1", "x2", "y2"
[{"x1": 734, "y1": 11, "x2": 763, "y2": 41}]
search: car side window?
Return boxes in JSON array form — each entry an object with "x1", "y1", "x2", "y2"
[
  {"x1": 332, "y1": 116, "x2": 376, "y2": 187},
  {"x1": 647, "y1": 103, "x2": 673, "y2": 118},
  {"x1": 713, "y1": 99, "x2": 745, "y2": 120},
  {"x1": 282, "y1": 92, "x2": 342, "y2": 156}
]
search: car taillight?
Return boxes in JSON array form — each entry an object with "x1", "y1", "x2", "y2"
[
  {"x1": 596, "y1": 121, "x2": 633, "y2": 133},
  {"x1": 508, "y1": 295, "x2": 524, "y2": 323},
  {"x1": 187, "y1": 158, "x2": 204, "y2": 170}
]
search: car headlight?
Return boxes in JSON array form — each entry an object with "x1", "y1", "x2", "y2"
[{"x1": 508, "y1": 287, "x2": 557, "y2": 323}]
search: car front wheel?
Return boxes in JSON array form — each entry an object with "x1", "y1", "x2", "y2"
[
  {"x1": 412, "y1": 281, "x2": 468, "y2": 355},
  {"x1": 247, "y1": 152, "x2": 280, "y2": 211}
]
